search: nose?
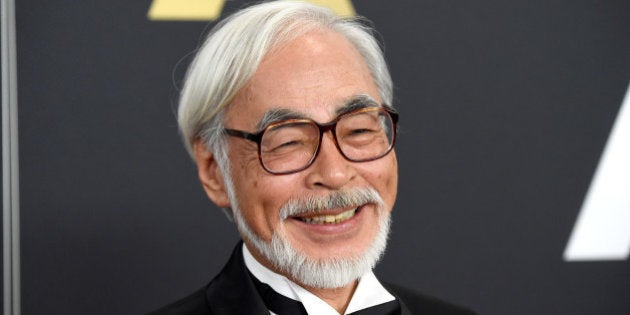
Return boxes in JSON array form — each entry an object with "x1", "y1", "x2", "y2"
[{"x1": 304, "y1": 131, "x2": 356, "y2": 190}]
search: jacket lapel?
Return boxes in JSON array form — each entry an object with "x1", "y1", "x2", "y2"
[
  {"x1": 204, "y1": 242, "x2": 269, "y2": 315},
  {"x1": 397, "y1": 299, "x2": 412, "y2": 315}
]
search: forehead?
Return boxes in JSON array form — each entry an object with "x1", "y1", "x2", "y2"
[{"x1": 224, "y1": 29, "x2": 380, "y2": 129}]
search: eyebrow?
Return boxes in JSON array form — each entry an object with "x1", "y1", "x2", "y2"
[
  {"x1": 255, "y1": 94, "x2": 383, "y2": 131},
  {"x1": 335, "y1": 94, "x2": 381, "y2": 116},
  {"x1": 255, "y1": 109, "x2": 308, "y2": 131}
]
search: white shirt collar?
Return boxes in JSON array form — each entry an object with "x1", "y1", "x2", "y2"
[{"x1": 242, "y1": 244, "x2": 395, "y2": 315}]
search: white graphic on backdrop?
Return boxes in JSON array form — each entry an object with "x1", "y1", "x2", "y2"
[{"x1": 564, "y1": 82, "x2": 630, "y2": 261}]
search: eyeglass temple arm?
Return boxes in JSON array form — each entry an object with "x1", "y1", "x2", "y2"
[{"x1": 224, "y1": 129, "x2": 262, "y2": 143}]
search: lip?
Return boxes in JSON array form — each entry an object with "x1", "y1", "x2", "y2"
[{"x1": 287, "y1": 204, "x2": 368, "y2": 235}]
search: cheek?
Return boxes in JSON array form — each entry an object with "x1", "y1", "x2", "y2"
[
  {"x1": 231, "y1": 164, "x2": 302, "y2": 229},
  {"x1": 376, "y1": 154, "x2": 398, "y2": 206},
  {"x1": 228, "y1": 140, "x2": 260, "y2": 171},
  {"x1": 389, "y1": 161, "x2": 399, "y2": 202},
  {"x1": 389, "y1": 155, "x2": 398, "y2": 187},
  {"x1": 254, "y1": 175, "x2": 300, "y2": 205}
]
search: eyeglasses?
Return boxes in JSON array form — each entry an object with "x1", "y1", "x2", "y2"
[{"x1": 224, "y1": 106, "x2": 398, "y2": 175}]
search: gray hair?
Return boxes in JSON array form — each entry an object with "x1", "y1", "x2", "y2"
[{"x1": 177, "y1": 0, "x2": 393, "y2": 159}]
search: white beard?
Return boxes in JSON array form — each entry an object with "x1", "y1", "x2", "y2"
[{"x1": 230, "y1": 187, "x2": 391, "y2": 289}]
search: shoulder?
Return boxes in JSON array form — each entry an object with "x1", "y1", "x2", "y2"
[
  {"x1": 146, "y1": 288, "x2": 211, "y2": 315},
  {"x1": 383, "y1": 283, "x2": 477, "y2": 315}
]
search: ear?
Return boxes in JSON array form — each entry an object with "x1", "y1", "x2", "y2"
[{"x1": 193, "y1": 140, "x2": 231, "y2": 208}]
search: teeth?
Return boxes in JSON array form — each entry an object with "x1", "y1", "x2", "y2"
[{"x1": 300, "y1": 208, "x2": 357, "y2": 224}]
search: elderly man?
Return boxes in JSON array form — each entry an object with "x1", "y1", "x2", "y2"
[{"x1": 152, "y1": 1, "x2": 476, "y2": 314}]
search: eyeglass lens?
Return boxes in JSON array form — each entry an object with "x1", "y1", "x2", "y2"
[{"x1": 259, "y1": 108, "x2": 394, "y2": 173}]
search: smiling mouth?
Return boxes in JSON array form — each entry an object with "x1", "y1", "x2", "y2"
[{"x1": 296, "y1": 208, "x2": 359, "y2": 225}]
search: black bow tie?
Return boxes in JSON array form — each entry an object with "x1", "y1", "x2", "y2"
[{"x1": 250, "y1": 272, "x2": 400, "y2": 315}]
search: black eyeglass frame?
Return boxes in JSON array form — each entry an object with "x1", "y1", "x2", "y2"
[{"x1": 224, "y1": 106, "x2": 399, "y2": 175}]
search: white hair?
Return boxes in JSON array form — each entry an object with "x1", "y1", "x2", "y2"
[{"x1": 177, "y1": 0, "x2": 393, "y2": 157}]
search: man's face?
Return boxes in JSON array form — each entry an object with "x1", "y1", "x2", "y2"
[{"x1": 219, "y1": 29, "x2": 398, "y2": 274}]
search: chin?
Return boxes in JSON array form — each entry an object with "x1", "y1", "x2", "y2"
[{"x1": 237, "y1": 208, "x2": 392, "y2": 289}]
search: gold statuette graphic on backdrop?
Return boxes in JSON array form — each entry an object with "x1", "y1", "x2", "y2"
[{"x1": 147, "y1": 0, "x2": 356, "y2": 21}]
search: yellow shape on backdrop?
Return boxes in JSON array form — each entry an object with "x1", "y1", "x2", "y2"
[
  {"x1": 147, "y1": 0, "x2": 355, "y2": 21},
  {"x1": 304, "y1": 0, "x2": 355, "y2": 17},
  {"x1": 147, "y1": 0, "x2": 226, "y2": 21}
]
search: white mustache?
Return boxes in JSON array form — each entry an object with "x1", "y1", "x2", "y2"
[{"x1": 279, "y1": 187, "x2": 384, "y2": 219}]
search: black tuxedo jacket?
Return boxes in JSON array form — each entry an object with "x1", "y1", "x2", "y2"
[{"x1": 149, "y1": 243, "x2": 477, "y2": 315}]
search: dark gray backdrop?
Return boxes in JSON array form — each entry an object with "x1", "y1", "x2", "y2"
[{"x1": 12, "y1": 0, "x2": 630, "y2": 314}]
